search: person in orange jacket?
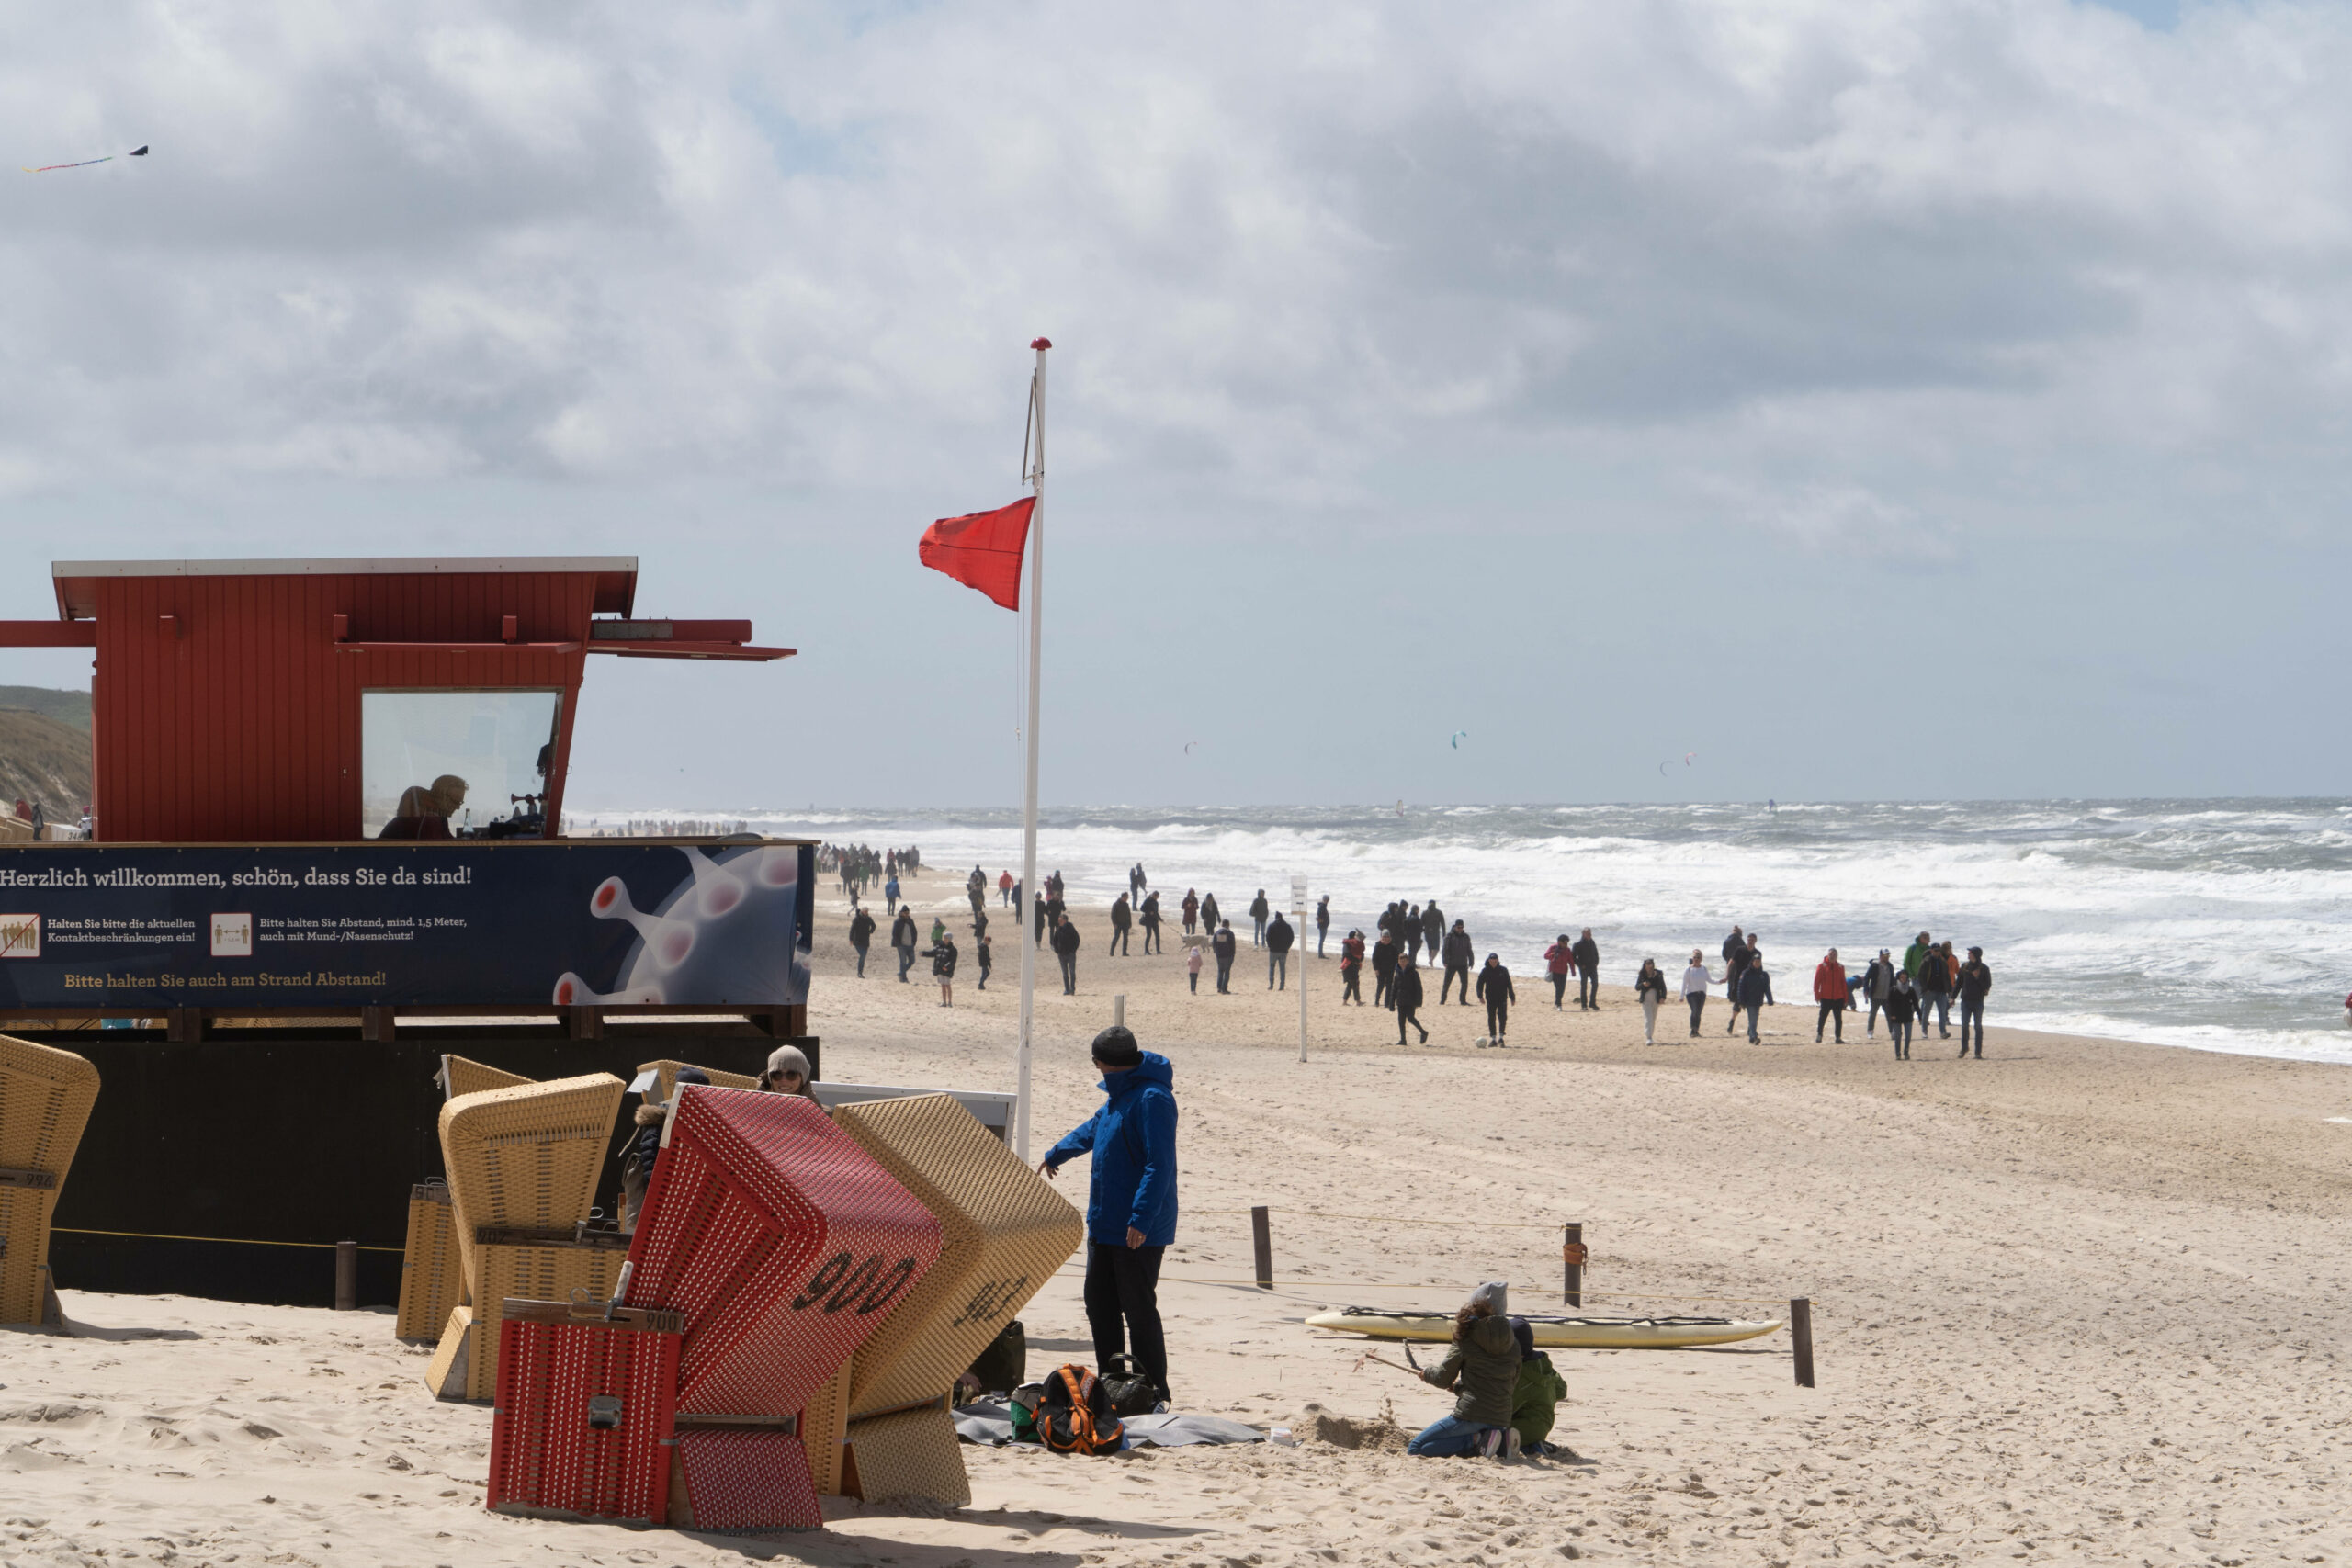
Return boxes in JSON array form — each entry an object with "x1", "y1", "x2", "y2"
[
  {"x1": 1544, "y1": 934, "x2": 1574, "y2": 1010},
  {"x1": 1813, "y1": 948, "x2": 1849, "y2": 1043}
]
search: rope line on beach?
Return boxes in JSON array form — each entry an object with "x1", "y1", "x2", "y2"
[
  {"x1": 54, "y1": 1226, "x2": 403, "y2": 1254},
  {"x1": 1047, "y1": 1265, "x2": 1805, "y2": 1306},
  {"x1": 1186, "y1": 1207, "x2": 1563, "y2": 1230}
]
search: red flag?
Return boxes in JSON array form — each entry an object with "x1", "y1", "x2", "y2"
[{"x1": 918, "y1": 496, "x2": 1035, "y2": 611}]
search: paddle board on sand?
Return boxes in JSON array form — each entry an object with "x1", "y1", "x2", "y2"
[{"x1": 1305, "y1": 1307, "x2": 1782, "y2": 1349}]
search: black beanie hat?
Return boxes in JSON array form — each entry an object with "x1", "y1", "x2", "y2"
[{"x1": 1091, "y1": 1025, "x2": 1142, "y2": 1067}]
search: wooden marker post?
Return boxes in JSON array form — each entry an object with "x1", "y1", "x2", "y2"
[
  {"x1": 1562, "y1": 1222, "x2": 1585, "y2": 1307},
  {"x1": 1114, "y1": 994, "x2": 1125, "y2": 1029},
  {"x1": 1251, "y1": 1205, "x2": 1273, "y2": 1290},
  {"x1": 334, "y1": 1240, "x2": 357, "y2": 1311},
  {"x1": 1790, "y1": 1297, "x2": 1815, "y2": 1388}
]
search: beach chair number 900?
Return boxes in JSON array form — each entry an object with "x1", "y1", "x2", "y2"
[
  {"x1": 791, "y1": 1251, "x2": 922, "y2": 1315},
  {"x1": 947, "y1": 1275, "x2": 1029, "y2": 1329}
]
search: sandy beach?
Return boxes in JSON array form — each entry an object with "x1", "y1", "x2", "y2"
[{"x1": 8, "y1": 866, "x2": 2352, "y2": 1566}]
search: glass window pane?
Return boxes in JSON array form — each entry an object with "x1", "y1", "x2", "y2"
[{"x1": 361, "y1": 690, "x2": 562, "y2": 839}]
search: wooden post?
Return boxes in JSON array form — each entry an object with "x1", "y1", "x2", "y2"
[
  {"x1": 1790, "y1": 1297, "x2": 1815, "y2": 1388},
  {"x1": 361, "y1": 1006, "x2": 396, "y2": 1043},
  {"x1": 334, "y1": 1241, "x2": 357, "y2": 1311},
  {"x1": 1250, "y1": 1205, "x2": 1272, "y2": 1290},
  {"x1": 1562, "y1": 1221, "x2": 1585, "y2": 1307},
  {"x1": 1114, "y1": 994, "x2": 1125, "y2": 1029}
]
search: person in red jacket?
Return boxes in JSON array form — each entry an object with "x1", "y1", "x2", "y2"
[
  {"x1": 1340, "y1": 930, "x2": 1366, "y2": 1005},
  {"x1": 1543, "y1": 935, "x2": 1575, "y2": 1010},
  {"x1": 1813, "y1": 948, "x2": 1849, "y2": 1043}
]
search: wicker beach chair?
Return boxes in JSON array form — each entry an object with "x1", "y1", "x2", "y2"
[
  {"x1": 622, "y1": 1086, "x2": 940, "y2": 1530},
  {"x1": 488, "y1": 1297, "x2": 685, "y2": 1525},
  {"x1": 395, "y1": 1181, "x2": 464, "y2": 1340},
  {"x1": 440, "y1": 1055, "x2": 534, "y2": 1100},
  {"x1": 430, "y1": 1073, "x2": 628, "y2": 1400},
  {"x1": 825, "y1": 1093, "x2": 1083, "y2": 1505},
  {"x1": 0, "y1": 1034, "x2": 100, "y2": 1327},
  {"x1": 634, "y1": 1059, "x2": 761, "y2": 1101}
]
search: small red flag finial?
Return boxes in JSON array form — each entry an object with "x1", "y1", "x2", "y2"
[{"x1": 1030, "y1": 337, "x2": 1052, "y2": 350}]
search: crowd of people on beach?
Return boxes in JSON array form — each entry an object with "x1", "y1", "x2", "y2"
[{"x1": 824, "y1": 854, "x2": 1997, "y2": 1057}]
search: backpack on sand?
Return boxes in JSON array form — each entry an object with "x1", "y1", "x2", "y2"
[
  {"x1": 1097, "y1": 1353, "x2": 1161, "y2": 1417},
  {"x1": 1036, "y1": 1363, "x2": 1125, "y2": 1455}
]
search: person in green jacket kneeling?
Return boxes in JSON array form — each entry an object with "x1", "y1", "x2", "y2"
[
  {"x1": 1508, "y1": 1316, "x2": 1569, "y2": 1456},
  {"x1": 1408, "y1": 1281, "x2": 1522, "y2": 1458}
]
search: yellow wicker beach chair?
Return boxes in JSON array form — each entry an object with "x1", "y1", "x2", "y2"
[
  {"x1": 824, "y1": 1093, "x2": 1083, "y2": 1505},
  {"x1": 0, "y1": 1034, "x2": 100, "y2": 1327},
  {"x1": 430, "y1": 1073, "x2": 628, "y2": 1400},
  {"x1": 395, "y1": 1181, "x2": 464, "y2": 1340},
  {"x1": 635, "y1": 1059, "x2": 761, "y2": 1101},
  {"x1": 439, "y1": 1055, "x2": 533, "y2": 1100}
]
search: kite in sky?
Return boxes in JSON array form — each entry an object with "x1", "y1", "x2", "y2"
[
  {"x1": 1450, "y1": 730, "x2": 1468, "y2": 750},
  {"x1": 24, "y1": 145, "x2": 148, "y2": 173}
]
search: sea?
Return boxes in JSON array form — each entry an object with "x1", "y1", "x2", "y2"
[{"x1": 600, "y1": 800, "x2": 2352, "y2": 1067}]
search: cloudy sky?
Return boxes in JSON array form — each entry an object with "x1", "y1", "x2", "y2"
[{"x1": 2, "y1": 0, "x2": 2345, "y2": 808}]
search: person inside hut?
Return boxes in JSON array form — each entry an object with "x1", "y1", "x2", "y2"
[{"x1": 378, "y1": 774, "x2": 469, "y2": 839}]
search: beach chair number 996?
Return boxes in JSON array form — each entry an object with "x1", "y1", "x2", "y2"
[
  {"x1": 791, "y1": 1251, "x2": 922, "y2": 1315},
  {"x1": 947, "y1": 1275, "x2": 1029, "y2": 1329}
]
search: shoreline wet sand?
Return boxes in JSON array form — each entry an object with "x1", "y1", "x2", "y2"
[{"x1": 7, "y1": 869, "x2": 2349, "y2": 1565}]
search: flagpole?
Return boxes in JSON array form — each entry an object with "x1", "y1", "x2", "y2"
[{"x1": 1015, "y1": 337, "x2": 1050, "y2": 1162}]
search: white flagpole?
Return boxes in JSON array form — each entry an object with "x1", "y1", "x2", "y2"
[{"x1": 1014, "y1": 337, "x2": 1050, "y2": 1161}]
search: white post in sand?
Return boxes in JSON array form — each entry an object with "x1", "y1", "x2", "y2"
[
  {"x1": 1292, "y1": 874, "x2": 1309, "y2": 1063},
  {"x1": 1014, "y1": 338, "x2": 1050, "y2": 1162}
]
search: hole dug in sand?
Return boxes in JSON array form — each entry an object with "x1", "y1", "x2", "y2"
[{"x1": 1289, "y1": 1402, "x2": 1408, "y2": 1452}]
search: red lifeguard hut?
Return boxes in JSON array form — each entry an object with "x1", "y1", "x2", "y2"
[{"x1": 0, "y1": 557, "x2": 816, "y2": 1305}]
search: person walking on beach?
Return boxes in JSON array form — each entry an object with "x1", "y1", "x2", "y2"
[
  {"x1": 1544, "y1": 934, "x2": 1573, "y2": 1009},
  {"x1": 1477, "y1": 953, "x2": 1514, "y2": 1043},
  {"x1": 1681, "y1": 950, "x2": 1713, "y2": 1036},
  {"x1": 1052, "y1": 910, "x2": 1081, "y2": 995},
  {"x1": 1000, "y1": 868, "x2": 1014, "y2": 907},
  {"x1": 1862, "y1": 949, "x2": 1896, "y2": 1040},
  {"x1": 1885, "y1": 971, "x2": 1917, "y2": 1059},
  {"x1": 1916, "y1": 939, "x2": 1952, "y2": 1039},
  {"x1": 885, "y1": 872, "x2": 900, "y2": 915},
  {"x1": 1813, "y1": 948, "x2": 1849, "y2": 1043},
  {"x1": 1109, "y1": 894, "x2": 1133, "y2": 957},
  {"x1": 1422, "y1": 902, "x2": 1446, "y2": 968},
  {"x1": 1212, "y1": 920, "x2": 1238, "y2": 994},
  {"x1": 1266, "y1": 909, "x2": 1295, "y2": 989},
  {"x1": 1405, "y1": 904, "x2": 1424, "y2": 964},
  {"x1": 892, "y1": 907, "x2": 918, "y2": 982},
  {"x1": 1201, "y1": 892, "x2": 1222, "y2": 938},
  {"x1": 1039, "y1": 1025, "x2": 1180, "y2": 1406},
  {"x1": 1372, "y1": 928, "x2": 1400, "y2": 1008},
  {"x1": 1316, "y1": 896, "x2": 1331, "y2": 957},
  {"x1": 1724, "y1": 929, "x2": 1753, "y2": 1034},
  {"x1": 1393, "y1": 952, "x2": 1430, "y2": 1044},
  {"x1": 977, "y1": 931, "x2": 992, "y2": 990},
  {"x1": 1736, "y1": 951, "x2": 1774, "y2": 1043},
  {"x1": 1957, "y1": 946, "x2": 1993, "y2": 1058},
  {"x1": 1185, "y1": 942, "x2": 1204, "y2": 994},
  {"x1": 925, "y1": 931, "x2": 958, "y2": 1008},
  {"x1": 849, "y1": 906, "x2": 876, "y2": 978},
  {"x1": 1181, "y1": 889, "x2": 1199, "y2": 936},
  {"x1": 968, "y1": 866, "x2": 987, "y2": 917},
  {"x1": 1441, "y1": 920, "x2": 1475, "y2": 1004},
  {"x1": 1635, "y1": 959, "x2": 1668, "y2": 1044},
  {"x1": 1573, "y1": 929, "x2": 1600, "y2": 1010},
  {"x1": 1140, "y1": 890, "x2": 1163, "y2": 953},
  {"x1": 1340, "y1": 930, "x2": 1366, "y2": 1005},
  {"x1": 1250, "y1": 889, "x2": 1270, "y2": 947}
]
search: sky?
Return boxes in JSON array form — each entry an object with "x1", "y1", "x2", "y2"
[{"x1": 2, "y1": 0, "x2": 2346, "y2": 810}]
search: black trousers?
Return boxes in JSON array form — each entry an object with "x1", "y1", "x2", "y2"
[
  {"x1": 1816, "y1": 999, "x2": 1845, "y2": 1041},
  {"x1": 1686, "y1": 992, "x2": 1705, "y2": 1032},
  {"x1": 1143, "y1": 922, "x2": 1161, "y2": 953},
  {"x1": 1084, "y1": 1242, "x2": 1169, "y2": 1400},
  {"x1": 1342, "y1": 967, "x2": 1362, "y2": 1003},
  {"x1": 1110, "y1": 926, "x2": 1129, "y2": 955},
  {"x1": 1551, "y1": 972, "x2": 1568, "y2": 1006},
  {"x1": 1577, "y1": 968, "x2": 1598, "y2": 1008},
  {"x1": 1441, "y1": 964, "x2": 1470, "y2": 1004},
  {"x1": 854, "y1": 943, "x2": 868, "y2": 977},
  {"x1": 1058, "y1": 953, "x2": 1078, "y2": 993},
  {"x1": 1960, "y1": 998, "x2": 1985, "y2": 1054},
  {"x1": 1216, "y1": 959, "x2": 1231, "y2": 993},
  {"x1": 1486, "y1": 998, "x2": 1509, "y2": 1039},
  {"x1": 1397, "y1": 1003, "x2": 1427, "y2": 1044}
]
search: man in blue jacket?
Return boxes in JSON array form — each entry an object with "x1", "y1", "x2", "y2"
[{"x1": 1039, "y1": 1026, "x2": 1179, "y2": 1404}]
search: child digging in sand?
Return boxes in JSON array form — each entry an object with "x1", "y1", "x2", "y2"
[
  {"x1": 1407, "y1": 1281, "x2": 1522, "y2": 1457},
  {"x1": 1508, "y1": 1316, "x2": 1569, "y2": 1456}
]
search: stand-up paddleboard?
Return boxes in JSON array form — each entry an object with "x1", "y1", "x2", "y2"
[{"x1": 1305, "y1": 1306, "x2": 1781, "y2": 1349}]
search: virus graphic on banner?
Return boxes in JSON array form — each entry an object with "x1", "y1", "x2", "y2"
[{"x1": 552, "y1": 844, "x2": 807, "y2": 1007}]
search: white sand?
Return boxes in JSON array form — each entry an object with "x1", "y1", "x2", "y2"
[{"x1": 6, "y1": 870, "x2": 2350, "y2": 1565}]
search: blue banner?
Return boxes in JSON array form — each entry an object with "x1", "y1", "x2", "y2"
[{"x1": 0, "y1": 840, "x2": 813, "y2": 1010}]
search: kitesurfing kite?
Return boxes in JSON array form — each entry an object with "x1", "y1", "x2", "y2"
[
  {"x1": 1658, "y1": 751, "x2": 1699, "y2": 776},
  {"x1": 1450, "y1": 730, "x2": 1468, "y2": 750},
  {"x1": 23, "y1": 145, "x2": 146, "y2": 173},
  {"x1": 1183, "y1": 740, "x2": 1199, "y2": 755}
]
